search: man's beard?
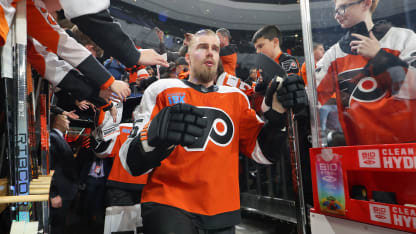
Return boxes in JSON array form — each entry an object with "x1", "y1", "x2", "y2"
[{"x1": 193, "y1": 65, "x2": 217, "y2": 84}]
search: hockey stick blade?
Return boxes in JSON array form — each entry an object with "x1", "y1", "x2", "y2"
[{"x1": 255, "y1": 53, "x2": 287, "y2": 84}]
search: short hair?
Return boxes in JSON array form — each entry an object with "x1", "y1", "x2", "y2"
[
  {"x1": 50, "y1": 112, "x2": 57, "y2": 126},
  {"x1": 334, "y1": 0, "x2": 379, "y2": 14},
  {"x1": 313, "y1": 42, "x2": 323, "y2": 50},
  {"x1": 70, "y1": 25, "x2": 104, "y2": 57},
  {"x1": 251, "y1": 25, "x2": 282, "y2": 45},
  {"x1": 188, "y1": 29, "x2": 218, "y2": 51},
  {"x1": 216, "y1": 28, "x2": 231, "y2": 40},
  {"x1": 160, "y1": 62, "x2": 176, "y2": 78},
  {"x1": 370, "y1": 0, "x2": 379, "y2": 13},
  {"x1": 146, "y1": 66, "x2": 154, "y2": 71}
]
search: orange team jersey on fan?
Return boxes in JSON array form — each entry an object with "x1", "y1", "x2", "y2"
[
  {"x1": 127, "y1": 45, "x2": 146, "y2": 83},
  {"x1": 220, "y1": 44, "x2": 238, "y2": 76},
  {"x1": 127, "y1": 64, "x2": 148, "y2": 83},
  {"x1": 122, "y1": 79, "x2": 271, "y2": 226},
  {"x1": 316, "y1": 23, "x2": 416, "y2": 145},
  {"x1": 178, "y1": 70, "x2": 189, "y2": 80},
  {"x1": 107, "y1": 123, "x2": 148, "y2": 187}
]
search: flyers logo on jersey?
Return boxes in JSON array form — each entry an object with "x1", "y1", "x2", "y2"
[
  {"x1": 281, "y1": 59, "x2": 298, "y2": 72},
  {"x1": 337, "y1": 69, "x2": 386, "y2": 108},
  {"x1": 184, "y1": 107, "x2": 234, "y2": 151}
]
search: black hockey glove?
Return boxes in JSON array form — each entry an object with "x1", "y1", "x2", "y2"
[
  {"x1": 266, "y1": 74, "x2": 307, "y2": 111},
  {"x1": 277, "y1": 74, "x2": 307, "y2": 110},
  {"x1": 90, "y1": 137, "x2": 112, "y2": 153},
  {"x1": 148, "y1": 103, "x2": 208, "y2": 148}
]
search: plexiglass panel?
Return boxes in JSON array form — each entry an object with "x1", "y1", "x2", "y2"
[{"x1": 305, "y1": 0, "x2": 416, "y2": 147}]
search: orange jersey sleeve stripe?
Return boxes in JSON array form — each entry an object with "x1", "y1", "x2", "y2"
[{"x1": 100, "y1": 76, "x2": 115, "y2": 90}]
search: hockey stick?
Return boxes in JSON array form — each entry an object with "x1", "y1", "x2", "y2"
[
  {"x1": 14, "y1": 0, "x2": 31, "y2": 222},
  {"x1": 256, "y1": 53, "x2": 308, "y2": 233},
  {"x1": 287, "y1": 109, "x2": 308, "y2": 234}
]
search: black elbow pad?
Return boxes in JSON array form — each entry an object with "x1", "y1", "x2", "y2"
[
  {"x1": 257, "y1": 122, "x2": 288, "y2": 163},
  {"x1": 126, "y1": 136, "x2": 174, "y2": 176}
]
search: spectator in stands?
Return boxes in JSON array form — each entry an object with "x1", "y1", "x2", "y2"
[
  {"x1": 216, "y1": 28, "x2": 238, "y2": 76},
  {"x1": 299, "y1": 42, "x2": 341, "y2": 133},
  {"x1": 160, "y1": 62, "x2": 177, "y2": 78},
  {"x1": 145, "y1": 66, "x2": 155, "y2": 77},
  {"x1": 155, "y1": 26, "x2": 191, "y2": 62},
  {"x1": 300, "y1": 42, "x2": 325, "y2": 85},
  {"x1": 49, "y1": 112, "x2": 79, "y2": 234},
  {"x1": 175, "y1": 57, "x2": 189, "y2": 80},
  {"x1": 244, "y1": 67, "x2": 258, "y2": 86},
  {"x1": 104, "y1": 57, "x2": 127, "y2": 80},
  {"x1": 70, "y1": 25, "x2": 104, "y2": 59}
]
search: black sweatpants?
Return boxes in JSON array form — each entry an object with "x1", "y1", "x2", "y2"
[{"x1": 141, "y1": 203, "x2": 235, "y2": 234}]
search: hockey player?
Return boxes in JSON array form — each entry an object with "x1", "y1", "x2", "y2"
[
  {"x1": 118, "y1": 29, "x2": 307, "y2": 234},
  {"x1": 316, "y1": 0, "x2": 416, "y2": 145},
  {"x1": 87, "y1": 101, "x2": 148, "y2": 234},
  {"x1": 103, "y1": 122, "x2": 148, "y2": 234}
]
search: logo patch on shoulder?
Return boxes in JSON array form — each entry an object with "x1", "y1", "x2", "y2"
[
  {"x1": 167, "y1": 93, "x2": 186, "y2": 105},
  {"x1": 281, "y1": 59, "x2": 298, "y2": 71}
]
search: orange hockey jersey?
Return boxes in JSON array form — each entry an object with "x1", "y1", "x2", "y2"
[
  {"x1": 120, "y1": 79, "x2": 272, "y2": 228},
  {"x1": 107, "y1": 123, "x2": 148, "y2": 190}
]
